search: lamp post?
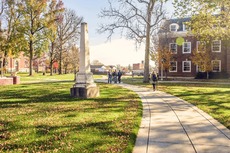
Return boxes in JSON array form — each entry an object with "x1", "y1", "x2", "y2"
[{"x1": 161, "y1": 59, "x2": 163, "y2": 81}]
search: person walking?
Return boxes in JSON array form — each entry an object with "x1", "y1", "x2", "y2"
[
  {"x1": 107, "y1": 71, "x2": 112, "y2": 83},
  {"x1": 117, "y1": 70, "x2": 122, "y2": 83},
  {"x1": 112, "y1": 70, "x2": 118, "y2": 83},
  {"x1": 151, "y1": 71, "x2": 158, "y2": 91}
]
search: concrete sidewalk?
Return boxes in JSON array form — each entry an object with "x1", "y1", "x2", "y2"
[{"x1": 117, "y1": 83, "x2": 230, "y2": 153}]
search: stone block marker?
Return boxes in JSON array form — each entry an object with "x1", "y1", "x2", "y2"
[{"x1": 70, "y1": 22, "x2": 99, "y2": 98}]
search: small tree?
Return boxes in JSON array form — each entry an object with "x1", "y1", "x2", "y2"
[
  {"x1": 191, "y1": 42, "x2": 213, "y2": 79},
  {"x1": 45, "y1": 0, "x2": 64, "y2": 76},
  {"x1": 156, "y1": 46, "x2": 173, "y2": 79},
  {"x1": 56, "y1": 9, "x2": 82, "y2": 74}
]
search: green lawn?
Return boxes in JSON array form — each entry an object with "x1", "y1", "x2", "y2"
[
  {"x1": 123, "y1": 76, "x2": 230, "y2": 129},
  {"x1": 0, "y1": 74, "x2": 142, "y2": 152}
]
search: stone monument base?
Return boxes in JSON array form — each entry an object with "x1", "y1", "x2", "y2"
[{"x1": 70, "y1": 84, "x2": 99, "y2": 98}]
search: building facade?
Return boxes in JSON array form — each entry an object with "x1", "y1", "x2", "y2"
[
  {"x1": 0, "y1": 52, "x2": 29, "y2": 74},
  {"x1": 158, "y1": 18, "x2": 230, "y2": 78}
]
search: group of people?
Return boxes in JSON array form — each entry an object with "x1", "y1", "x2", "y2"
[
  {"x1": 107, "y1": 69, "x2": 158, "y2": 91},
  {"x1": 107, "y1": 70, "x2": 122, "y2": 84}
]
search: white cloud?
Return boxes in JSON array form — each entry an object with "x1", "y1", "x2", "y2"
[{"x1": 90, "y1": 38, "x2": 145, "y2": 66}]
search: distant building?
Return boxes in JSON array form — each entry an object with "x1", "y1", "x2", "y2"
[
  {"x1": 133, "y1": 60, "x2": 144, "y2": 70},
  {"x1": 90, "y1": 65, "x2": 117, "y2": 74},
  {"x1": 132, "y1": 61, "x2": 144, "y2": 76},
  {"x1": 5, "y1": 52, "x2": 29, "y2": 73},
  {"x1": 158, "y1": 17, "x2": 230, "y2": 78},
  {"x1": 90, "y1": 65, "x2": 106, "y2": 73}
]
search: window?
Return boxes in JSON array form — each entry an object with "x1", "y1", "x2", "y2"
[
  {"x1": 212, "y1": 40, "x2": 221, "y2": 52},
  {"x1": 170, "y1": 24, "x2": 178, "y2": 32},
  {"x1": 212, "y1": 60, "x2": 221, "y2": 72},
  {"x1": 183, "y1": 42, "x2": 191, "y2": 53},
  {"x1": 169, "y1": 43, "x2": 177, "y2": 54},
  {"x1": 169, "y1": 61, "x2": 177, "y2": 72},
  {"x1": 183, "y1": 23, "x2": 190, "y2": 31},
  {"x1": 182, "y1": 61, "x2": 191, "y2": 72},
  {"x1": 197, "y1": 41, "x2": 206, "y2": 52},
  {"x1": 196, "y1": 65, "x2": 205, "y2": 72}
]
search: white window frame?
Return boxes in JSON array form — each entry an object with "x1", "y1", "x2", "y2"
[
  {"x1": 169, "y1": 43, "x2": 177, "y2": 54},
  {"x1": 183, "y1": 22, "x2": 190, "y2": 31},
  {"x1": 182, "y1": 42, "x2": 191, "y2": 54},
  {"x1": 169, "y1": 61, "x2": 177, "y2": 72},
  {"x1": 182, "y1": 61, "x2": 191, "y2": 72},
  {"x1": 170, "y1": 23, "x2": 179, "y2": 32},
  {"x1": 196, "y1": 41, "x2": 206, "y2": 52},
  {"x1": 212, "y1": 60, "x2": 221, "y2": 72},
  {"x1": 212, "y1": 40, "x2": 221, "y2": 52}
]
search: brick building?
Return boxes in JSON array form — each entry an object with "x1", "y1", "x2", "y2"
[
  {"x1": 133, "y1": 61, "x2": 144, "y2": 70},
  {"x1": 6, "y1": 52, "x2": 29, "y2": 73},
  {"x1": 158, "y1": 17, "x2": 230, "y2": 78}
]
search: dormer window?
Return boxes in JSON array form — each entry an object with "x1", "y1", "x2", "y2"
[
  {"x1": 170, "y1": 23, "x2": 179, "y2": 32},
  {"x1": 183, "y1": 22, "x2": 190, "y2": 31}
]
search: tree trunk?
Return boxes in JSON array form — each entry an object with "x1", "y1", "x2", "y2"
[
  {"x1": 29, "y1": 40, "x2": 33, "y2": 76},
  {"x1": 50, "y1": 42, "x2": 54, "y2": 76},
  {"x1": 58, "y1": 44, "x2": 62, "y2": 75},
  {"x1": 143, "y1": 34, "x2": 150, "y2": 83},
  {"x1": 59, "y1": 51, "x2": 62, "y2": 74},
  {"x1": 143, "y1": 3, "x2": 152, "y2": 83},
  {"x1": 0, "y1": 54, "x2": 4, "y2": 77},
  {"x1": 50, "y1": 61, "x2": 53, "y2": 76}
]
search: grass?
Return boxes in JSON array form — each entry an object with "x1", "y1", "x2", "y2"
[
  {"x1": 0, "y1": 74, "x2": 142, "y2": 152},
  {"x1": 122, "y1": 76, "x2": 230, "y2": 129}
]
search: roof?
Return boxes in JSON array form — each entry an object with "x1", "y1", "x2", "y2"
[
  {"x1": 169, "y1": 17, "x2": 191, "y2": 31},
  {"x1": 90, "y1": 65, "x2": 104, "y2": 69},
  {"x1": 158, "y1": 17, "x2": 191, "y2": 33}
]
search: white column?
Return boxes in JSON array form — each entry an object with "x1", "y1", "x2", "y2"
[
  {"x1": 75, "y1": 22, "x2": 94, "y2": 86},
  {"x1": 79, "y1": 22, "x2": 90, "y2": 73}
]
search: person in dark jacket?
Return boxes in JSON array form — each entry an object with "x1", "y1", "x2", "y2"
[
  {"x1": 112, "y1": 70, "x2": 118, "y2": 83},
  {"x1": 117, "y1": 70, "x2": 122, "y2": 83},
  {"x1": 107, "y1": 71, "x2": 112, "y2": 83},
  {"x1": 151, "y1": 71, "x2": 158, "y2": 91}
]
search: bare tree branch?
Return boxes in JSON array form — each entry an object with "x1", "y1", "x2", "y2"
[{"x1": 98, "y1": 0, "x2": 167, "y2": 82}]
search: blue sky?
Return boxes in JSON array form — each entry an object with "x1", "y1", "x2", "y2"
[
  {"x1": 62, "y1": 0, "x2": 108, "y2": 44},
  {"x1": 62, "y1": 0, "x2": 174, "y2": 66}
]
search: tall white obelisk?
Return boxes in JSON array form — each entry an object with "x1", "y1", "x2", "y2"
[{"x1": 70, "y1": 22, "x2": 99, "y2": 98}]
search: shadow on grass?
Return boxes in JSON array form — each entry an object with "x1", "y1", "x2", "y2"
[
  {"x1": 0, "y1": 120, "x2": 136, "y2": 152},
  {"x1": 0, "y1": 81, "x2": 133, "y2": 105}
]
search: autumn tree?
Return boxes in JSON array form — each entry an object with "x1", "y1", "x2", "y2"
[
  {"x1": 151, "y1": 20, "x2": 174, "y2": 79},
  {"x1": 45, "y1": 0, "x2": 64, "y2": 75},
  {"x1": 99, "y1": 0, "x2": 168, "y2": 83},
  {"x1": 91, "y1": 60, "x2": 103, "y2": 66},
  {"x1": 69, "y1": 45, "x2": 79, "y2": 73},
  {"x1": 0, "y1": 0, "x2": 26, "y2": 77},
  {"x1": 174, "y1": 0, "x2": 230, "y2": 41},
  {"x1": 191, "y1": 42, "x2": 213, "y2": 79},
  {"x1": 56, "y1": 9, "x2": 82, "y2": 74},
  {"x1": 62, "y1": 43, "x2": 79, "y2": 74},
  {"x1": 0, "y1": 0, "x2": 6, "y2": 77},
  {"x1": 16, "y1": 0, "x2": 63, "y2": 76}
]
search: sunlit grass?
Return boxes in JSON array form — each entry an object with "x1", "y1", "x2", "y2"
[
  {"x1": 0, "y1": 75, "x2": 142, "y2": 152},
  {"x1": 122, "y1": 77, "x2": 230, "y2": 129}
]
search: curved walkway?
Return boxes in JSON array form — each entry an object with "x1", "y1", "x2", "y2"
[{"x1": 116, "y1": 83, "x2": 230, "y2": 153}]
